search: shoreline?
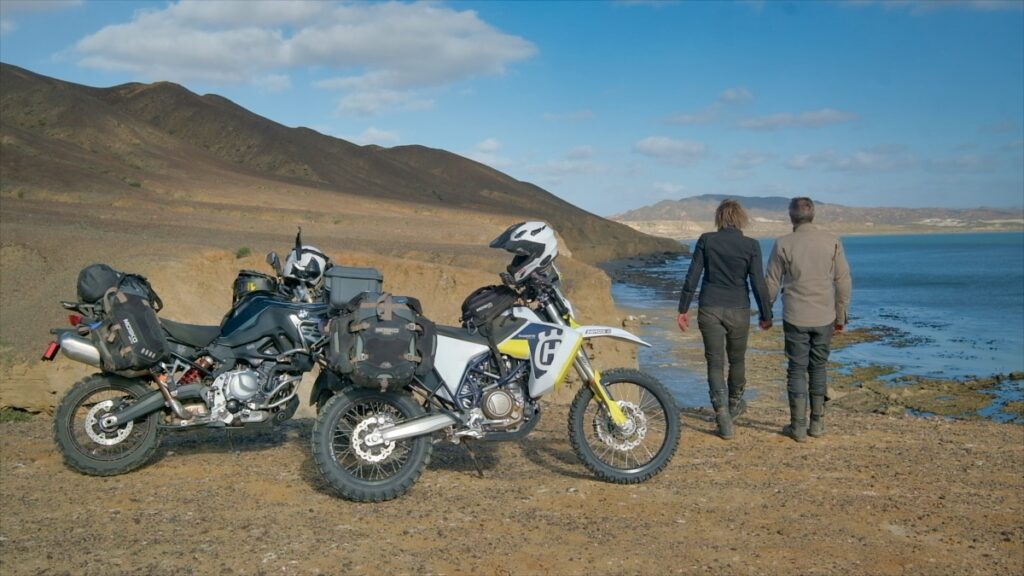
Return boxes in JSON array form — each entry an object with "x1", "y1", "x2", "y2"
[{"x1": 598, "y1": 249, "x2": 1024, "y2": 424}]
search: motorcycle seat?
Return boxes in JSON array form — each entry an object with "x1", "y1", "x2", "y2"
[
  {"x1": 435, "y1": 324, "x2": 489, "y2": 346},
  {"x1": 161, "y1": 318, "x2": 220, "y2": 348}
]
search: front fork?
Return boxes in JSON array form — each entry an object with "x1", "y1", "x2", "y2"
[
  {"x1": 543, "y1": 301, "x2": 629, "y2": 426},
  {"x1": 572, "y1": 351, "x2": 628, "y2": 426}
]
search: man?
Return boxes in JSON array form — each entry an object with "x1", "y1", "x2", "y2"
[{"x1": 766, "y1": 197, "x2": 852, "y2": 442}]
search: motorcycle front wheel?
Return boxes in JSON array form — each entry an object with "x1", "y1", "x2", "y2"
[
  {"x1": 311, "y1": 388, "x2": 433, "y2": 502},
  {"x1": 568, "y1": 368, "x2": 680, "y2": 483},
  {"x1": 53, "y1": 373, "x2": 160, "y2": 476}
]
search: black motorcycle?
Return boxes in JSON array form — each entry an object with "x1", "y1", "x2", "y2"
[{"x1": 42, "y1": 248, "x2": 331, "y2": 476}]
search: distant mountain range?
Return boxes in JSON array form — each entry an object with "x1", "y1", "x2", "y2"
[
  {"x1": 0, "y1": 63, "x2": 679, "y2": 262},
  {"x1": 614, "y1": 194, "x2": 1023, "y2": 238}
]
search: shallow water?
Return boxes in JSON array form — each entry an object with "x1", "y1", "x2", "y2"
[{"x1": 610, "y1": 232, "x2": 1024, "y2": 415}]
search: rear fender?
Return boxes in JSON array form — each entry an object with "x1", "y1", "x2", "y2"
[{"x1": 575, "y1": 325, "x2": 650, "y2": 347}]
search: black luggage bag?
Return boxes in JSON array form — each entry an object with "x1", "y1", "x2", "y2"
[
  {"x1": 76, "y1": 264, "x2": 167, "y2": 374},
  {"x1": 328, "y1": 293, "x2": 436, "y2": 391}
]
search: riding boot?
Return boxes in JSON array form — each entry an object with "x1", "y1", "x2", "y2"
[
  {"x1": 808, "y1": 395, "x2": 826, "y2": 438},
  {"x1": 715, "y1": 407, "x2": 734, "y2": 440},
  {"x1": 729, "y1": 397, "x2": 747, "y2": 420},
  {"x1": 782, "y1": 393, "x2": 808, "y2": 443}
]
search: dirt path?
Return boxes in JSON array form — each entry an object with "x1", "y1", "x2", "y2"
[{"x1": 2, "y1": 404, "x2": 1021, "y2": 575}]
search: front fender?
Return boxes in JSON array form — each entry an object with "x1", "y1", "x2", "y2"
[{"x1": 575, "y1": 325, "x2": 650, "y2": 347}]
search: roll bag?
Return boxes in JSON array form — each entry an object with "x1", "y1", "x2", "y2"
[
  {"x1": 77, "y1": 264, "x2": 163, "y2": 310},
  {"x1": 328, "y1": 293, "x2": 436, "y2": 391}
]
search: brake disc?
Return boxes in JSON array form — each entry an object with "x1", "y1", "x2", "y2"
[
  {"x1": 84, "y1": 400, "x2": 133, "y2": 446},
  {"x1": 351, "y1": 415, "x2": 396, "y2": 464},
  {"x1": 594, "y1": 401, "x2": 648, "y2": 451}
]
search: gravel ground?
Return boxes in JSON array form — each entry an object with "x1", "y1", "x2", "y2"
[{"x1": 2, "y1": 404, "x2": 1022, "y2": 576}]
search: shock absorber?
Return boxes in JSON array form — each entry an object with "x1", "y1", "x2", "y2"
[{"x1": 179, "y1": 356, "x2": 213, "y2": 385}]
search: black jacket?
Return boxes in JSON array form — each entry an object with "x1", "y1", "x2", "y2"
[{"x1": 678, "y1": 227, "x2": 772, "y2": 321}]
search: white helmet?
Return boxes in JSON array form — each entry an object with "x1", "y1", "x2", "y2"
[
  {"x1": 282, "y1": 229, "x2": 329, "y2": 287},
  {"x1": 489, "y1": 221, "x2": 558, "y2": 283}
]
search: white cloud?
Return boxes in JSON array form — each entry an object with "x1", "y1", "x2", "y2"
[
  {"x1": 786, "y1": 146, "x2": 917, "y2": 172},
  {"x1": 1, "y1": 0, "x2": 80, "y2": 35},
  {"x1": 332, "y1": 88, "x2": 433, "y2": 116},
  {"x1": 543, "y1": 110, "x2": 595, "y2": 122},
  {"x1": 566, "y1": 145, "x2": 594, "y2": 160},
  {"x1": 633, "y1": 137, "x2": 707, "y2": 166},
  {"x1": 73, "y1": 1, "x2": 536, "y2": 115},
  {"x1": 738, "y1": 108, "x2": 858, "y2": 130},
  {"x1": 668, "y1": 87, "x2": 753, "y2": 125},
  {"x1": 653, "y1": 182, "x2": 687, "y2": 195},
  {"x1": 929, "y1": 154, "x2": 997, "y2": 174},
  {"x1": 350, "y1": 127, "x2": 401, "y2": 146},
  {"x1": 718, "y1": 87, "x2": 753, "y2": 104},
  {"x1": 467, "y1": 138, "x2": 513, "y2": 169},
  {"x1": 0, "y1": 0, "x2": 81, "y2": 15}
]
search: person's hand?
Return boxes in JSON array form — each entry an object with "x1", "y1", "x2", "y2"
[
  {"x1": 759, "y1": 318, "x2": 773, "y2": 330},
  {"x1": 677, "y1": 313, "x2": 690, "y2": 332},
  {"x1": 834, "y1": 323, "x2": 845, "y2": 333}
]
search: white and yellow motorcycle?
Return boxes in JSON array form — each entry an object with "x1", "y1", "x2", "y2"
[{"x1": 310, "y1": 222, "x2": 681, "y2": 502}]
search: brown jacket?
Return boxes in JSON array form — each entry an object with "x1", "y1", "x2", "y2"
[{"x1": 766, "y1": 223, "x2": 852, "y2": 327}]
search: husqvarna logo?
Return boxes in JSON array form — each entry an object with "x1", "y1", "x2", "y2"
[{"x1": 532, "y1": 328, "x2": 563, "y2": 379}]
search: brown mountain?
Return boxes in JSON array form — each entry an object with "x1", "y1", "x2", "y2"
[
  {"x1": 0, "y1": 63, "x2": 680, "y2": 263},
  {"x1": 614, "y1": 194, "x2": 1023, "y2": 238}
]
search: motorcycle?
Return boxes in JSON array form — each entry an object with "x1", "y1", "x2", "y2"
[
  {"x1": 310, "y1": 224, "x2": 681, "y2": 502},
  {"x1": 42, "y1": 241, "x2": 332, "y2": 477}
]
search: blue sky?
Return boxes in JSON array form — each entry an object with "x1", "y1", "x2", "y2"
[{"x1": 1, "y1": 0, "x2": 1022, "y2": 216}]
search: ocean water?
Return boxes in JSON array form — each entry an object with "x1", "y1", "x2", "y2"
[{"x1": 610, "y1": 232, "x2": 1024, "y2": 413}]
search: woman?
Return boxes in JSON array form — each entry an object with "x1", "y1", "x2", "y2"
[{"x1": 677, "y1": 199, "x2": 772, "y2": 439}]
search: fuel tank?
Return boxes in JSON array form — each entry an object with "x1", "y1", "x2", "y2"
[{"x1": 218, "y1": 295, "x2": 328, "y2": 348}]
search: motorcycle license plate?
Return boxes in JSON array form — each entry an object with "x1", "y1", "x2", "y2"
[{"x1": 41, "y1": 341, "x2": 59, "y2": 361}]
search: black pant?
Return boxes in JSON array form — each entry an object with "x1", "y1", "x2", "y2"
[
  {"x1": 783, "y1": 321, "x2": 834, "y2": 397},
  {"x1": 697, "y1": 306, "x2": 751, "y2": 410}
]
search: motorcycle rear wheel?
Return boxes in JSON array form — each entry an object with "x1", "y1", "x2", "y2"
[
  {"x1": 311, "y1": 388, "x2": 432, "y2": 502},
  {"x1": 53, "y1": 373, "x2": 160, "y2": 476},
  {"x1": 568, "y1": 368, "x2": 680, "y2": 483}
]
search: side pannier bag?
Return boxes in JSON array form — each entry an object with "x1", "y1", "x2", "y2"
[
  {"x1": 460, "y1": 284, "x2": 519, "y2": 335},
  {"x1": 92, "y1": 279, "x2": 167, "y2": 375},
  {"x1": 328, "y1": 293, "x2": 436, "y2": 391}
]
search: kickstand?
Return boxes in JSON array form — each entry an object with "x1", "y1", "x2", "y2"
[{"x1": 461, "y1": 440, "x2": 485, "y2": 478}]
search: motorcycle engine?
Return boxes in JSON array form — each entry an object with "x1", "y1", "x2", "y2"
[
  {"x1": 481, "y1": 387, "x2": 525, "y2": 424},
  {"x1": 218, "y1": 369, "x2": 262, "y2": 402}
]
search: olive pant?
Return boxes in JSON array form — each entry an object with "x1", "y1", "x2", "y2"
[
  {"x1": 697, "y1": 306, "x2": 751, "y2": 410},
  {"x1": 783, "y1": 321, "x2": 835, "y2": 397}
]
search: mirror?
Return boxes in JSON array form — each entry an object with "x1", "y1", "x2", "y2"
[{"x1": 266, "y1": 251, "x2": 281, "y2": 274}]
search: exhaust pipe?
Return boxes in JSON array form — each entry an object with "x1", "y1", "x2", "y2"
[
  {"x1": 378, "y1": 413, "x2": 459, "y2": 443},
  {"x1": 105, "y1": 384, "x2": 207, "y2": 427},
  {"x1": 58, "y1": 333, "x2": 101, "y2": 368}
]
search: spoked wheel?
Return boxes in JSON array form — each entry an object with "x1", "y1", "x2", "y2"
[
  {"x1": 311, "y1": 388, "x2": 433, "y2": 502},
  {"x1": 568, "y1": 368, "x2": 680, "y2": 483},
  {"x1": 53, "y1": 374, "x2": 160, "y2": 476}
]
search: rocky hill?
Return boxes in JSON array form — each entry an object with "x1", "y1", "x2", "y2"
[
  {"x1": 0, "y1": 62, "x2": 681, "y2": 411},
  {"x1": 0, "y1": 63, "x2": 679, "y2": 264},
  {"x1": 614, "y1": 194, "x2": 1024, "y2": 238}
]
